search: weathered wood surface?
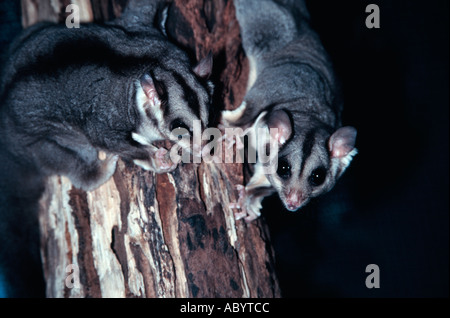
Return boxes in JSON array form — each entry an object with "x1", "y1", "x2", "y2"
[{"x1": 22, "y1": 0, "x2": 280, "y2": 298}]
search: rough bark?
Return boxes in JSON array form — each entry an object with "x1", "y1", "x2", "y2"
[{"x1": 23, "y1": 0, "x2": 280, "y2": 298}]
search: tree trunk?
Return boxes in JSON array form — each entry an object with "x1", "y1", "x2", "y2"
[{"x1": 23, "y1": 0, "x2": 280, "y2": 298}]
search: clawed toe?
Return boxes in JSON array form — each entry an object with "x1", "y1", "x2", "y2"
[
  {"x1": 234, "y1": 211, "x2": 247, "y2": 221},
  {"x1": 155, "y1": 148, "x2": 168, "y2": 159},
  {"x1": 133, "y1": 146, "x2": 177, "y2": 173},
  {"x1": 154, "y1": 148, "x2": 176, "y2": 172},
  {"x1": 230, "y1": 184, "x2": 248, "y2": 221},
  {"x1": 229, "y1": 184, "x2": 262, "y2": 222}
]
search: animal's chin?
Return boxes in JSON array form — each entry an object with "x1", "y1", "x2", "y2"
[
  {"x1": 284, "y1": 204, "x2": 303, "y2": 212},
  {"x1": 284, "y1": 202, "x2": 305, "y2": 212}
]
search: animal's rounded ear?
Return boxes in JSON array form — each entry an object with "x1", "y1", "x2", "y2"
[
  {"x1": 193, "y1": 51, "x2": 213, "y2": 79},
  {"x1": 140, "y1": 74, "x2": 157, "y2": 98},
  {"x1": 328, "y1": 126, "x2": 357, "y2": 158},
  {"x1": 140, "y1": 74, "x2": 163, "y2": 107},
  {"x1": 266, "y1": 110, "x2": 292, "y2": 146}
]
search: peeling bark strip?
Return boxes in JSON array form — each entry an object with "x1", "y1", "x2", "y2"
[{"x1": 30, "y1": 0, "x2": 281, "y2": 297}]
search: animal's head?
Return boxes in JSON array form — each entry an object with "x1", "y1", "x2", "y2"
[{"x1": 264, "y1": 110, "x2": 357, "y2": 211}]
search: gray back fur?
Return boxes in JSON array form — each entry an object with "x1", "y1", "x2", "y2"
[{"x1": 229, "y1": 0, "x2": 356, "y2": 212}]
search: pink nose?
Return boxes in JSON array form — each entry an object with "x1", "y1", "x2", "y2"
[{"x1": 285, "y1": 190, "x2": 304, "y2": 211}]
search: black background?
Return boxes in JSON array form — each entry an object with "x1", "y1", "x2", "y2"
[{"x1": 0, "y1": 0, "x2": 448, "y2": 297}]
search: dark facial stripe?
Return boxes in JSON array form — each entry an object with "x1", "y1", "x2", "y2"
[
  {"x1": 171, "y1": 71, "x2": 201, "y2": 119},
  {"x1": 299, "y1": 129, "x2": 316, "y2": 176}
]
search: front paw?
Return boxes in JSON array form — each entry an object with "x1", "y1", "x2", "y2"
[
  {"x1": 133, "y1": 147, "x2": 177, "y2": 173},
  {"x1": 154, "y1": 147, "x2": 177, "y2": 172},
  {"x1": 230, "y1": 184, "x2": 262, "y2": 222}
]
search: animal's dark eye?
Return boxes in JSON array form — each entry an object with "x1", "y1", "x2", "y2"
[
  {"x1": 309, "y1": 167, "x2": 326, "y2": 187},
  {"x1": 277, "y1": 158, "x2": 291, "y2": 179},
  {"x1": 170, "y1": 120, "x2": 190, "y2": 138}
]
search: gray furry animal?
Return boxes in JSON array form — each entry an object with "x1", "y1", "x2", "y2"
[
  {"x1": 0, "y1": 0, "x2": 212, "y2": 296},
  {"x1": 223, "y1": 0, "x2": 357, "y2": 221},
  {"x1": 0, "y1": 0, "x2": 212, "y2": 191}
]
